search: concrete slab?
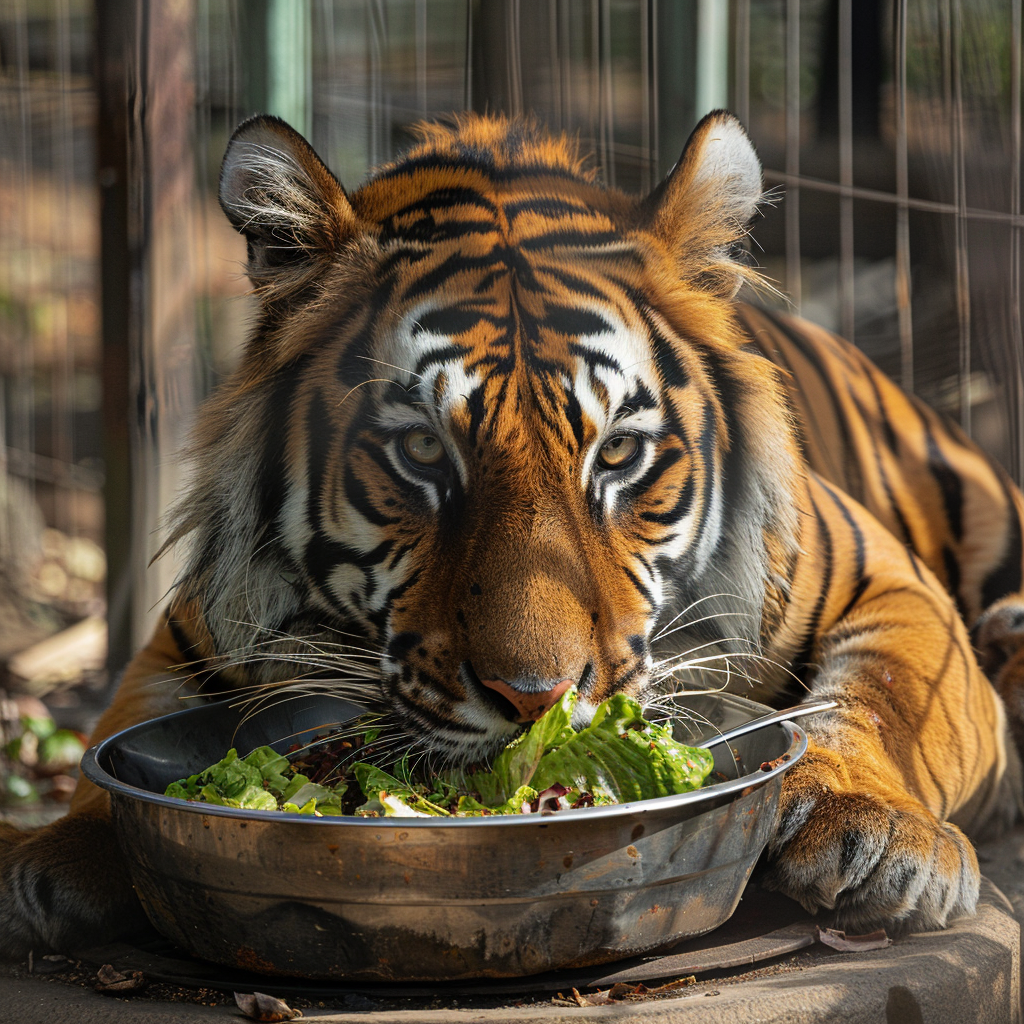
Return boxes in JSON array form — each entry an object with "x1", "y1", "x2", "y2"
[
  {"x1": 0, "y1": 872, "x2": 1019, "y2": 1024},
  {"x1": 0, "y1": 871, "x2": 1020, "y2": 1024}
]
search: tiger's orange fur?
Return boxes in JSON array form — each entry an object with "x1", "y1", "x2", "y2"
[{"x1": 2, "y1": 111, "x2": 1023, "y2": 955}]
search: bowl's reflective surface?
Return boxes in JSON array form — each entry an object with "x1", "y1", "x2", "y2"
[{"x1": 82, "y1": 692, "x2": 805, "y2": 981}]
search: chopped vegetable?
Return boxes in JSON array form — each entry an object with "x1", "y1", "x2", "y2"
[
  {"x1": 163, "y1": 688, "x2": 713, "y2": 818},
  {"x1": 164, "y1": 747, "x2": 349, "y2": 815}
]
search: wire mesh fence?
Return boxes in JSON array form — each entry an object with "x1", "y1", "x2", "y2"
[{"x1": 0, "y1": 0, "x2": 1022, "y2": 667}]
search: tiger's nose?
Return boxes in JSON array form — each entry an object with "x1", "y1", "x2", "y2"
[{"x1": 479, "y1": 677, "x2": 574, "y2": 723}]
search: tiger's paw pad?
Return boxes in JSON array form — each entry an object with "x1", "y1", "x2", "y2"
[{"x1": 762, "y1": 783, "x2": 979, "y2": 933}]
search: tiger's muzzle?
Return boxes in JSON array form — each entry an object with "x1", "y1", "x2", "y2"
[{"x1": 479, "y1": 676, "x2": 575, "y2": 722}]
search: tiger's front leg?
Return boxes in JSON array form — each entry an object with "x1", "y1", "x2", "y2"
[
  {"x1": 760, "y1": 479, "x2": 1022, "y2": 932},
  {"x1": 0, "y1": 620, "x2": 198, "y2": 957}
]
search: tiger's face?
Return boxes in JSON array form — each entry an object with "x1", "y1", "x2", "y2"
[
  {"x1": 171, "y1": 114, "x2": 800, "y2": 764},
  {"x1": 345, "y1": 283, "x2": 692, "y2": 758}
]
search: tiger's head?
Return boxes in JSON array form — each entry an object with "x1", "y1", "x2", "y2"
[{"x1": 169, "y1": 112, "x2": 802, "y2": 764}]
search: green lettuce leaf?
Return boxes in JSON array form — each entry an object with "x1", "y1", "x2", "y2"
[
  {"x1": 164, "y1": 690, "x2": 713, "y2": 817},
  {"x1": 165, "y1": 745, "x2": 347, "y2": 814},
  {"x1": 530, "y1": 693, "x2": 715, "y2": 802}
]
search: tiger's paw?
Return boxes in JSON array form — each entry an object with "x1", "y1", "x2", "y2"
[
  {"x1": 974, "y1": 597, "x2": 1024, "y2": 752},
  {"x1": 761, "y1": 759, "x2": 979, "y2": 933},
  {"x1": 0, "y1": 814, "x2": 147, "y2": 958},
  {"x1": 974, "y1": 597, "x2": 1024, "y2": 681}
]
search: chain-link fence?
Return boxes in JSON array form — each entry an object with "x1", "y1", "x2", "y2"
[{"x1": 1, "y1": 0, "x2": 1023, "y2": 672}]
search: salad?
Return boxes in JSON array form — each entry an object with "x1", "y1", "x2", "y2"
[{"x1": 163, "y1": 687, "x2": 714, "y2": 818}]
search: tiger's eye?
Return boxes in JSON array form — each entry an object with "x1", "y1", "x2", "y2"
[
  {"x1": 598, "y1": 434, "x2": 639, "y2": 469},
  {"x1": 403, "y1": 428, "x2": 446, "y2": 466}
]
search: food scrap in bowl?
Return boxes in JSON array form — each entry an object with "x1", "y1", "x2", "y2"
[{"x1": 163, "y1": 688, "x2": 714, "y2": 818}]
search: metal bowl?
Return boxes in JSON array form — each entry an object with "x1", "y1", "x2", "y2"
[{"x1": 81, "y1": 692, "x2": 805, "y2": 981}]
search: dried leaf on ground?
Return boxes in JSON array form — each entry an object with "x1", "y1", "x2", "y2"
[
  {"x1": 568, "y1": 976, "x2": 699, "y2": 1006},
  {"x1": 817, "y1": 926, "x2": 892, "y2": 952},
  {"x1": 556, "y1": 985, "x2": 634, "y2": 1006},
  {"x1": 552, "y1": 989, "x2": 593, "y2": 1007},
  {"x1": 645, "y1": 975, "x2": 698, "y2": 994},
  {"x1": 233, "y1": 991, "x2": 302, "y2": 1021},
  {"x1": 94, "y1": 963, "x2": 146, "y2": 994}
]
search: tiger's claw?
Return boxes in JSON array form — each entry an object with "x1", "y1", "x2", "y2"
[{"x1": 763, "y1": 761, "x2": 979, "y2": 934}]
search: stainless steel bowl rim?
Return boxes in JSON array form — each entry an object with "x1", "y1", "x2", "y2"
[{"x1": 81, "y1": 702, "x2": 807, "y2": 828}]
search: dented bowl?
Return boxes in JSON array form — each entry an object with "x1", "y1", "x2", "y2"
[{"x1": 81, "y1": 691, "x2": 805, "y2": 981}]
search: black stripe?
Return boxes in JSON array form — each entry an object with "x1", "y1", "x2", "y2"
[
  {"x1": 567, "y1": 340, "x2": 620, "y2": 373},
  {"x1": 862, "y1": 364, "x2": 899, "y2": 451},
  {"x1": 401, "y1": 251, "x2": 509, "y2": 303},
  {"x1": 382, "y1": 216, "x2": 496, "y2": 246},
  {"x1": 256, "y1": 365, "x2": 305, "y2": 527},
  {"x1": 304, "y1": 389, "x2": 338, "y2": 532},
  {"x1": 168, "y1": 616, "x2": 203, "y2": 660},
  {"x1": 791, "y1": 490, "x2": 835, "y2": 674},
  {"x1": 399, "y1": 687, "x2": 488, "y2": 734},
  {"x1": 540, "y1": 267, "x2": 617, "y2": 302},
  {"x1": 820, "y1": 479, "x2": 872, "y2": 623},
  {"x1": 466, "y1": 384, "x2": 487, "y2": 446},
  {"x1": 622, "y1": 564, "x2": 656, "y2": 607},
  {"x1": 356, "y1": 436, "x2": 419, "y2": 495},
  {"x1": 366, "y1": 570, "x2": 424, "y2": 637},
  {"x1": 563, "y1": 388, "x2": 585, "y2": 452},
  {"x1": 920, "y1": 416, "x2": 964, "y2": 541},
  {"x1": 387, "y1": 540, "x2": 418, "y2": 571},
  {"x1": 685, "y1": 401, "x2": 720, "y2": 561},
  {"x1": 755, "y1": 307, "x2": 864, "y2": 498},
  {"x1": 379, "y1": 567, "x2": 423, "y2": 610},
  {"x1": 304, "y1": 533, "x2": 394, "y2": 600},
  {"x1": 519, "y1": 228, "x2": 622, "y2": 250},
  {"x1": 414, "y1": 306, "x2": 501, "y2": 337},
  {"x1": 471, "y1": 269, "x2": 502, "y2": 294},
  {"x1": 385, "y1": 631, "x2": 422, "y2": 660},
  {"x1": 388, "y1": 187, "x2": 499, "y2": 219},
  {"x1": 343, "y1": 462, "x2": 397, "y2": 528},
  {"x1": 981, "y1": 488, "x2": 1024, "y2": 608},
  {"x1": 842, "y1": 381, "x2": 913, "y2": 546},
  {"x1": 819, "y1": 619, "x2": 889, "y2": 647},
  {"x1": 413, "y1": 343, "x2": 468, "y2": 377},
  {"x1": 942, "y1": 546, "x2": 961, "y2": 600},
  {"x1": 620, "y1": 381, "x2": 659, "y2": 413},
  {"x1": 503, "y1": 196, "x2": 590, "y2": 221},
  {"x1": 650, "y1": 330, "x2": 689, "y2": 389},
  {"x1": 613, "y1": 658, "x2": 647, "y2": 690},
  {"x1": 640, "y1": 472, "x2": 694, "y2": 525},
  {"x1": 375, "y1": 245, "x2": 430, "y2": 283},
  {"x1": 487, "y1": 375, "x2": 513, "y2": 439},
  {"x1": 528, "y1": 373, "x2": 565, "y2": 437},
  {"x1": 334, "y1": 290, "x2": 391, "y2": 388},
  {"x1": 621, "y1": 447, "x2": 684, "y2": 510},
  {"x1": 542, "y1": 306, "x2": 613, "y2": 338}
]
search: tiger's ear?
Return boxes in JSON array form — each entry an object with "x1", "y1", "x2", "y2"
[
  {"x1": 643, "y1": 111, "x2": 764, "y2": 298},
  {"x1": 219, "y1": 115, "x2": 357, "y2": 294}
]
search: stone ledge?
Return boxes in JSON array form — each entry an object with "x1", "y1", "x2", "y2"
[{"x1": 0, "y1": 876, "x2": 1019, "y2": 1024}]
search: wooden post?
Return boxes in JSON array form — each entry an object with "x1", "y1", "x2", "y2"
[{"x1": 96, "y1": 0, "x2": 200, "y2": 669}]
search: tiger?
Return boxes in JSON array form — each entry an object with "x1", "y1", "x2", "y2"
[{"x1": 2, "y1": 109, "x2": 1023, "y2": 958}]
